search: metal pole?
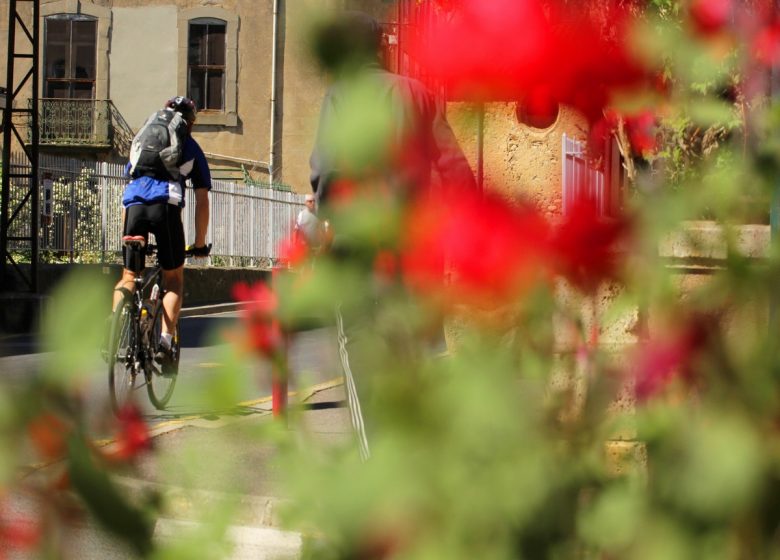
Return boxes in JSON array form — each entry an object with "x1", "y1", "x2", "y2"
[
  {"x1": 270, "y1": 265, "x2": 288, "y2": 420},
  {"x1": 1, "y1": 0, "x2": 17, "y2": 290},
  {"x1": 30, "y1": 0, "x2": 40, "y2": 292},
  {"x1": 69, "y1": 176, "x2": 74, "y2": 263},
  {"x1": 268, "y1": 0, "x2": 280, "y2": 183},
  {"x1": 100, "y1": 161, "x2": 107, "y2": 263}
]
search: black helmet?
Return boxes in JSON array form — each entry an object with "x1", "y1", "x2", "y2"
[{"x1": 165, "y1": 96, "x2": 197, "y2": 122}]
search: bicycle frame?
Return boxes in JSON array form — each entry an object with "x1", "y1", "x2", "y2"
[
  {"x1": 128, "y1": 267, "x2": 164, "y2": 380},
  {"x1": 122, "y1": 243, "x2": 165, "y2": 382}
]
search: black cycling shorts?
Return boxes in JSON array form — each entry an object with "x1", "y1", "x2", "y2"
[{"x1": 123, "y1": 203, "x2": 185, "y2": 271}]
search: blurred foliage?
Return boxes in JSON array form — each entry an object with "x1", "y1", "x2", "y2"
[{"x1": 7, "y1": 1, "x2": 780, "y2": 559}]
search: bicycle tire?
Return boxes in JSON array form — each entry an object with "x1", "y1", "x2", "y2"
[
  {"x1": 146, "y1": 304, "x2": 178, "y2": 410},
  {"x1": 108, "y1": 296, "x2": 141, "y2": 413}
]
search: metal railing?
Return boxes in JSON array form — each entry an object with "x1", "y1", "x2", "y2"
[
  {"x1": 27, "y1": 99, "x2": 135, "y2": 156},
  {"x1": 33, "y1": 98, "x2": 111, "y2": 147},
  {"x1": 5, "y1": 152, "x2": 305, "y2": 266}
]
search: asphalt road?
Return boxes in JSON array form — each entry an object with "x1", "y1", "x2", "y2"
[
  {"x1": 0, "y1": 311, "x2": 341, "y2": 435},
  {"x1": 0, "y1": 311, "x2": 345, "y2": 558}
]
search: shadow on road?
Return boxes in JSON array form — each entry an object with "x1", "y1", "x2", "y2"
[
  {"x1": 0, "y1": 334, "x2": 39, "y2": 358},
  {"x1": 178, "y1": 315, "x2": 238, "y2": 348}
]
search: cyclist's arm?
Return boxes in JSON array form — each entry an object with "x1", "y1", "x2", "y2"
[
  {"x1": 184, "y1": 137, "x2": 212, "y2": 249},
  {"x1": 193, "y1": 187, "x2": 209, "y2": 247}
]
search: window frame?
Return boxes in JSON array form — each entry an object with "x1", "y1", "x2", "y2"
[
  {"x1": 44, "y1": 14, "x2": 98, "y2": 99},
  {"x1": 40, "y1": 0, "x2": 111, "y2": 101},
  {"x1": 187, "y1": 18, "x2": 227, "y2": 113},
  {"x1": 178, "y1": 8, "x2": 238, "y2": 127}
]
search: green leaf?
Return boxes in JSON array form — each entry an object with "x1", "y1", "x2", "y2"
[{"x1": 40, "y1": 268, "x2": 112, "y2": 386}]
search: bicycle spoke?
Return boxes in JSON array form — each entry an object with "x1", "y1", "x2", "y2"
[
  {"x1": 108, "y1": 299, "x2": 142, "y2": 413},
  {"x1": 146, "y1": 299, "x2": 178, "y2": 410}
]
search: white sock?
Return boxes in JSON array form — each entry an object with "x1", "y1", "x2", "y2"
[{"x1": 160, "y1": 332, "x2": 173, "y2": 350}]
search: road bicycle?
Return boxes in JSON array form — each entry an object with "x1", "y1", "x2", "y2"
[{"x1": 107, "y1": 236, "x2": 179, "y2": 412}]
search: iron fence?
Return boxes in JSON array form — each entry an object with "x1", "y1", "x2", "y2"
[{"x1": 5, "y1": 152, "x2": 305, "y2": 266}]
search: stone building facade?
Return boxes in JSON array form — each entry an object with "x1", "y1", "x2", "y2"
[{"x1": 0, "y1": 0, "x2": 601, "y2": 216}]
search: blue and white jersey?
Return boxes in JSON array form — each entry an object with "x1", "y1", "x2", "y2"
[{"x1": 122, "y1": 136, "x2": 212, "y2": 208}]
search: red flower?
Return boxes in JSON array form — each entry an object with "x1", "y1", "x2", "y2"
[
  {"x1": 0, "y1": 512, "x2": 40, "y2": 556},
  {"x1": 414, "y1": 0, "x2": 648, "y2": 121},
  {"x1": 754, "y1": 21, "x2": 780, "y2": 66},
  {"x1": 634, "y1": 316, "x2": 712, "y2": 402},
  {"x1": 328, "y1": 179, "x2": 358, "y2": 208},
  {"x1": 624, "y1": 110, "x2": 658, "y2": 156},
  {"x1": 27, "y1": 413, "x2": 70, "y2": 461},
  {"x1": 373, "y1": 250, "x2": 399, "y2": 283},
  {"x1": 110, "y1": 403, "x2": 152, "y2": 461},
  {"x1": 401, "y1": 188, "x2": 549, "y2": 306},
  {"x1": 550, "y1": 199, "x2": 631, "y2": 293},
  {"x1": 232, "y1": 282, "x2": 284, "y2": 357},
  {"x1": 416, "y1": 0, "x2": 551, "y2": 101},
  {"x1": 689, "y1": 0, "x2": 733, "y2": 36},
  {"x1": 278, "y1": 233, "x2": 309, "y2": 268},
  {"x1": 590, "y1": 109, "x2": 657, "y2": 160}
]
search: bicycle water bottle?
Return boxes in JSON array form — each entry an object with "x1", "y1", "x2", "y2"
[{"x1": 150, "y1": 283, "x2": 159, "y2": 302}]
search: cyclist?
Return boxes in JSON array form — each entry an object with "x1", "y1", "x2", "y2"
[{"x1": 112, "y1": 96, "x2": 212, "y2": 369}]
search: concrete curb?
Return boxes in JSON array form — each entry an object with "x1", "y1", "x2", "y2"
[
  {"x1": 179, "y1": 302, "x2": 244, "y2": 318},
  {"x1": 115, "y1": 475, "x2": 289, "y2": 528},
  {"x1": 154, "y1": 519, "x2": 302, "y2": 558}
]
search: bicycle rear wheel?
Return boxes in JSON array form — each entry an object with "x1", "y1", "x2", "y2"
[
  {"x1": 146, "y1": 306, "x2": 178, "y2": 410},
  {"x1": 108, "y1": 296, "x2": 142, "y2": 413}
]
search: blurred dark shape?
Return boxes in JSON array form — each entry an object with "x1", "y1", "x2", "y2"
[
  {"x1": 312, "y1": 10, "x2": 383, "y2": 74},
  {"x1": 516, "y1": 85, "x2": 560, "y2": 129}
]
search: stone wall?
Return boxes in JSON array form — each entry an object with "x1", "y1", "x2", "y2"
[
  {"x1": 0, "y1": 264, "x2": 270, "y2": 334},
  {"x1": 449, "y1": 102, "x2": 589, "y2": 217}
]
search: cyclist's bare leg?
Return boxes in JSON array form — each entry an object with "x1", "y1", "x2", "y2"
[
  {"x1": 161, "y1": 266, "x2": 184, "y2": 336},
  {"x1": 113, "y1": 269, "x2": 137, "y2": 311}
]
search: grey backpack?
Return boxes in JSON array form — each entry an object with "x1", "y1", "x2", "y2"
[{"x1": 128, "y1": 109, "x2": 188, "y2": 180}]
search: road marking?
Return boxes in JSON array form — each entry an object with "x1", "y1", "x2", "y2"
[
  {"x1": 21, "y1": 378, "x2": 345, "y2": 476},
  {"x1": 143, "y1": 376, "x2": 345, "y2": 434}
]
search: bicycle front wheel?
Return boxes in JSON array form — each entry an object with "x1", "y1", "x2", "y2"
[
  {"x1": 108, "y1": 297, "x2": 142, "y2": 413},
  {"x1": 147, "y1": 309, "x2": 178, "y2": 410}
]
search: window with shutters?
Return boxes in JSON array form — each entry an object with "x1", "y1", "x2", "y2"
[{"x1": 188, "y1": 18, "x2": 226, "y2": 112}]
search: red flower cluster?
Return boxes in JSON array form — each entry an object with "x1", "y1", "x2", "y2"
[
  {"x1": 623, "y1": 111, "x2": 658, "y2": 156},
  {"x1": 754, "y1": 21, "x2": 780, "y2": 66},
  {"x1": 109, "y1": 403, "x2": 152, "y2": 461},
  {"x1": 278, "y1": 233, "x2": 309, "y2": 269},
  {"x1": 401, "y1": 188, "x2": 549, "y2": 306},
  {"x1": 633, "y1": 315, "x2": 712, "y2": 402},
  {"x1": 27, "y1": 413, "x2": 70, "y2": 461},
  {"x1": 0, "y1": 511, "x2": 40, "y2": 559},
  {"x1": 414, "y1": 0, "x2": 648, "y2": 121},
  {"x1": 550, "y1": 199, "x2": 632, "y2": 293},
  {"x1": 400, "y1": 187, "x2": 633, "y2": 305},
  {"x1": 373, "y1": 249, "x2": 399, "y2": 284},
  {"x1": 232, "y1": 282, "x2": 284, "y2": 358},
  {"x1": 590, "y1": 108, "x2": 658, "y2": 161},
  {"x1": 689, "y1": 0, "x2": 733, "y2": 36}
]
